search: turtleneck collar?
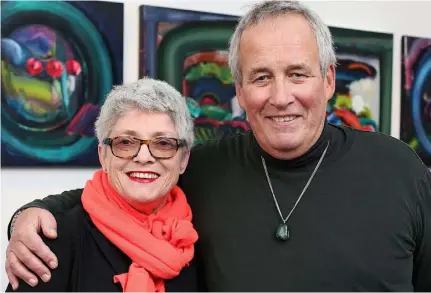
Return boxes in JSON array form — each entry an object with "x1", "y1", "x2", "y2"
[{"x1": 249, "y1": 121, "x2": 354, "y2": 172}]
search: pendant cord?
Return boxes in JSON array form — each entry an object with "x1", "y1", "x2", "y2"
[{"x1": 261, "y1": 141, "x2": 330, "y2": 224}]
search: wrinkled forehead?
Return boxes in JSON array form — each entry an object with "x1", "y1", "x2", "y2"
[
  {"x1": 111, "y1": 110, "x2": 178, "y2": 138},
  {"x1": 241, "y1": 13, "x2": 316, "y2": 43},
  {"x1": 238, "y1": 14, "x2": 320, "y2": 74}
]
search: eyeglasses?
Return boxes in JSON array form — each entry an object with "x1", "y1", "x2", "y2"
[{"x1": 103, "y1": 136, "x2": 187, "y2": 159}]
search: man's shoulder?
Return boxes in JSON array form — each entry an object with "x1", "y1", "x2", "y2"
[
  {"x1": 182, "y1": 131, "x2": 251, "y2": 182},
  {"x1": 353, "y1": 128, "x2": 418, "y2": 154},
  {"x1": 54, "y1": 203, "x2": 86, "y2": 235},
  {"x1": 190, "y1": 131, "x2": 252, "y2": 159},
  {"x1": 351, "y1": 128, "x2": 428, "y2": 174}
]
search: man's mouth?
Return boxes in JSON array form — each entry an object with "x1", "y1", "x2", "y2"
[{"x1": 269, "y1": 115, "x2": 299, "y2": 123}]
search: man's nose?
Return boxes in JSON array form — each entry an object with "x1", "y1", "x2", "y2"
[{"x1": 270, "y1": 78, "x2": 295, "y2": 108}]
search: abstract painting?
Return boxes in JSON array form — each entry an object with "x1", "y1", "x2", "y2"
[
  {"x1": 1, "y1": 0, "x2": 124, "y2": 167},
  {"x1": 328, "y1": 27, "x2": 393, "y2": 134},
  {"x1": 139, "y1": 6, "x2": 246, "y2": 144},
  {"x1": 400, "y1": 36, "x2": 431, "y2": 167},
  {"x1": 139, "y1": 6, "x2": 393, "y2": 144},
  {"x1": 327, "y1": 53, "x2": 380, "y2": 132}
]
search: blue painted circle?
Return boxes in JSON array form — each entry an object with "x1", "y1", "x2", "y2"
[
  {"x1": 1, "y1": 1, "x2": 112, "y2": 162},
  {"x1": 412, "y1": 49, "x2": 431, "y2": 155}
]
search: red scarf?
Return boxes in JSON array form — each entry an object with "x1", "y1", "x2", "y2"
[{"x1": 81, "y1": 169, "x2": 198, "y2": 292}]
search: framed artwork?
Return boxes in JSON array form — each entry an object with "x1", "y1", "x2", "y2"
[
  {"x1": 328, "y1": 28, "x2": 393, "y2": 135},
  {"x1": 139, "y1": 6, "x2": 393, "y2": 145},
  {"x1": 400, "y1": 35, "x2": 431, "y2": 167},
  {"x1": 139, "y1": 5, "x2": 245, "y2": 145},
  {"x1": 1, "y1": 0, "x2": 124, "y2": 167}
]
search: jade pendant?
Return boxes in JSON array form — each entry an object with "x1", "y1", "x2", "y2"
[{"x1": 276, "y1": 223, "x2": 290, "y2": 241}]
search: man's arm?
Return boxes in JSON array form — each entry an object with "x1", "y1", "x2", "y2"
[
  {"x1": 5, "y1": 214, "x2": 75, "y2": 292},
  {"x1": 8, "y1": 189, "x2": 83, "y2": 238},
  {"x1": 412, "y1": 169, "x2": 431, "y2": 291},
  {"x1": 5, "y1": 189, "x2": 83, "y2": 289}
]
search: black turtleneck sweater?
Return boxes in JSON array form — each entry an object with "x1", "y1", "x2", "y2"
[{"x1": 12, "y1": 123, "x2": 431, "y2": 291}]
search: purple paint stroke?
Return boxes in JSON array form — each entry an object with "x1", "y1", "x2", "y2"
[{"x1": 404, "y1": 38, "x2": 431, "y2": 91}]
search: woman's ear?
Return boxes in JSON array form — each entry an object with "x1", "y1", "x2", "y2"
[
  {"x1": 179, "y1": 150, "x2": 191, "y2": 174},
  {"x1": 98, "y1": 144, "x2": 107, "y2": 172}
]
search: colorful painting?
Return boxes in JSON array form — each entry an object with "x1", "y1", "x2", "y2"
[
  {"x1": 140, "y1": 6, "x2": 246, "y2": 144},
  {"x1": 400, "y1": 36, "x2": 431, "y2": 167},
  {"x1": 327, "y1": 53, "x2": 380, "y2": 132},
  {"x1": 1, "y1": 1, "x2": 124, "y2": 167},
  {"x1": 328, "y1": 28, "x2": 393, "y2": 134},
  {"x1": 139, "y1": 6, "x2": 393, "y2": 144}
]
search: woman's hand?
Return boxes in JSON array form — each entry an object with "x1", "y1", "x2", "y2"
[{"x1": 5, "y1": 208, "x2": 59, "y2": 290}]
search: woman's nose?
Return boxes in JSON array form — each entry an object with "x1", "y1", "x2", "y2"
[{"x1": 133, "y1": 144, "x2": 156, "y2": 163}]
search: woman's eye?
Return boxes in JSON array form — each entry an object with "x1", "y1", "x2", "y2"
[
  {"x1": 119, "y1": 139, "x2": 133, "y2": 145},
  {"x1": 155, "y1": 139, "x2": 176, "y2": 149}
]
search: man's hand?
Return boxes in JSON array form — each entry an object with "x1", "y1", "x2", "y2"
[{"x1": 5, "y1": 208, "x2": 59, "y2": 290}]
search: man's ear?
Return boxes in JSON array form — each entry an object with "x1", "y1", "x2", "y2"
[
  {"x1": 325, "y1": 64, "x2": 336, "y2": 102},
  {"x1": 235, "y1": 82, "x2": 245, "y2": 109}
]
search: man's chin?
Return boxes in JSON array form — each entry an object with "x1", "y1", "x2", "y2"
[{"x1": 266, "y1": 134, "x2": 306, "y2": 156}]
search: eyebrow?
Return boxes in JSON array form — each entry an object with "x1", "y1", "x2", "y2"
[
  {"x1": 248, "y1": 66, "x2": 271, "y2": 78},
  {"x1": 118, "y1": 130, "x2": 140, "y2": 137},
  {"x1": 285, "y1": 63, "x2": 313, "y2": 74},
  {"x1": 117, "y1": 130, "x2": 175, "y2": 138},
  {"x1": 248, "y1": 63, "x2": 313, "y2": 78}
]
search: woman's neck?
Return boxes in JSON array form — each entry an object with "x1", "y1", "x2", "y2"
[{"x1": 125, "y1": 196, "x2": 168, "y2": 215}]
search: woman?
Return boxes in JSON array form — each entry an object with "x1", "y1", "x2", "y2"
[{"x1": 6, "y1": 78, "x2": 199, "y2": 292}]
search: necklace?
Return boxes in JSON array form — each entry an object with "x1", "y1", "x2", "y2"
[{"x1": 261, "y1": 141, "x2": 330, "y2": 241}]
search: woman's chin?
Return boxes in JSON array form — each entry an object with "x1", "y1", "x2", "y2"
[{"x1": 124, "y1": 191, "x2": 157, "y2": 204}]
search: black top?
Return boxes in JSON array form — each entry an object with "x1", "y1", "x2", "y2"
[
  {"x1": 5, "y1": 204, "x2": 201, "y2": 292},
  {"x1": 11, "y1": 123, "x2": 431, "y2": 291}
]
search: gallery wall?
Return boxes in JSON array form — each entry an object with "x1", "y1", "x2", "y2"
[{"x1": 1, "y1": 0, "x2": 431, "y2": 288}]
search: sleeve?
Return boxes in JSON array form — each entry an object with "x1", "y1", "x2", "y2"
[
  {"x1": 412, "y1": 170, "x2": 431, "y2": 291},
  {"x1": 7, "y1": 189, "x2": 83, "y2": 239},
  {"x1": 5, "y1": 214, "x2": 76, "y2": 292}
]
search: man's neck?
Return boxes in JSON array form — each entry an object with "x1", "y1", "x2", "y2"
[
  {"x1": 264, "y1": 123, "x2": 326, "y2": 161},
  {"x1": 250, "y1": 121, "x2": 334, "y2": 171}
]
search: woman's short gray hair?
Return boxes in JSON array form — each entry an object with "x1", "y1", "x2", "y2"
[
  {"x1": 95, "y1": 78, "x2": 194, "y2": 150},
  {"x1": 228, "y1": 0, "x2": 337, "y2": 84}
]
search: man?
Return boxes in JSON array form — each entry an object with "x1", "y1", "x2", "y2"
[{"x1": 5, "y1": 1, "x2": 431, "y2": 291}]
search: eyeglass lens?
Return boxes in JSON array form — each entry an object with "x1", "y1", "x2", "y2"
[{"x1": 111, "y1": 136, "x2": 179, "y2": 158}]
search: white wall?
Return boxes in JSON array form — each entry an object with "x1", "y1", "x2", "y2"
[{"x1": 2, "y1": 0, "x2": 431, "y2": 289}]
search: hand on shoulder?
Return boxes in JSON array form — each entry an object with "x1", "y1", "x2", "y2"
[{"x1": 6, "y1": 208, "x2": 58, "y2": 290}]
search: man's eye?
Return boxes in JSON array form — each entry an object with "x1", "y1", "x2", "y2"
[
  {"x1": 254, "y1": 75, "x2": 268, "y2": 83},
  {"x1": 292, "y1": 73, "x2": 306, "y2": 78}
]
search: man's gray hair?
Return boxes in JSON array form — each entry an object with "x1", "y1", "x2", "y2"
[
  {"x1": 95, "y1": 78, "x2": 194, "y2": 150},
  {"x1": 228, "y1": 0, "x2": 337, "y2": 84}
]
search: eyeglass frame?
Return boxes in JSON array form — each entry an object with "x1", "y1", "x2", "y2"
[{"x1": 102, "y1": 136, "x2": 187, "y2": 160}]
